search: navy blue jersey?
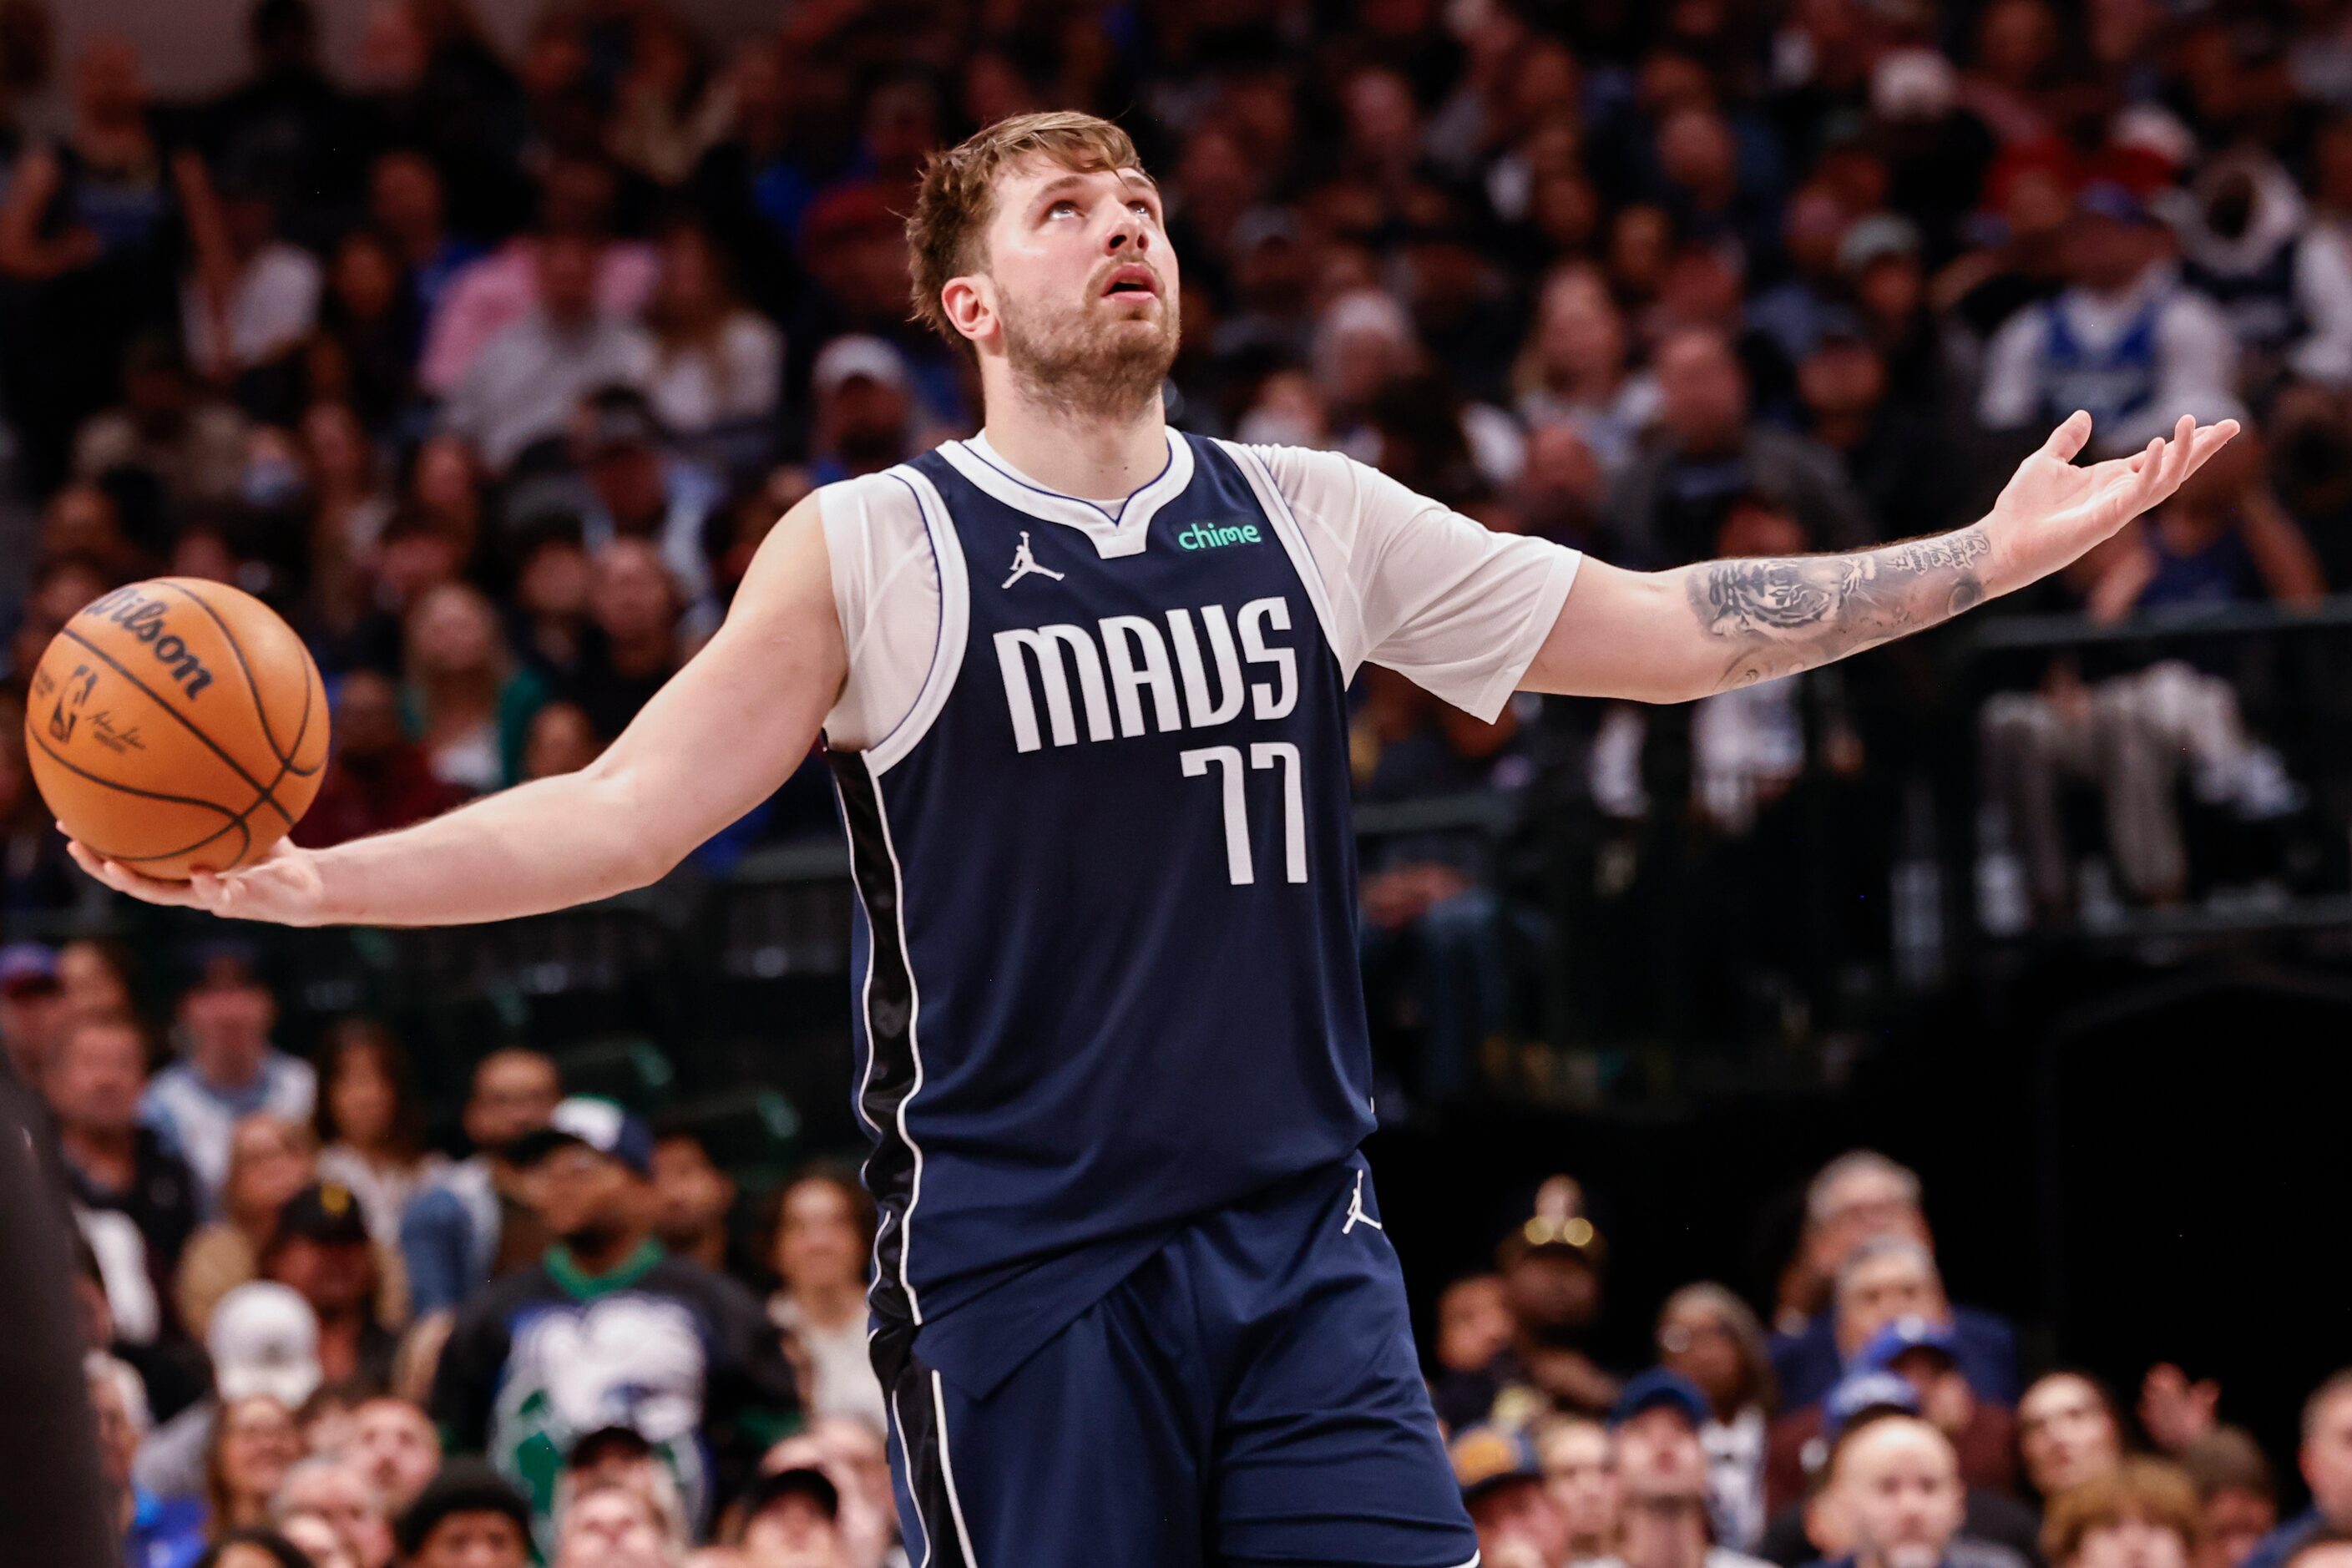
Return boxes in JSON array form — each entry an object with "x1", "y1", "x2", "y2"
[{"x1": 826, "y1": 432, "x2": 1378, "y2": 1393}]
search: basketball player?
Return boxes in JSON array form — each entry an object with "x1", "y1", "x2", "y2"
[{"x1": 74, "y1": 114, "x2": 2236, "y2": 1566}]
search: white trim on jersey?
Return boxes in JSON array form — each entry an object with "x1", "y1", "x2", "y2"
[
  {"x1": 933, "y1": 1371, "x2": 982, "y2": 1565},
  {"x1": 873, "y1": 784, "x2": 930, "y2": 1327},
  {"x1": 936, "y1": 429, "x2": 1196, "y2": 559},
  {"x1": 893, "y1": 1381, "x2": 934, "y2": 1568},
  {"x1": 867, "y1": 468, "x2": 972, "y2": 776},
  {"x1": 1213, "y1": 438, "x2": 1346, "y2": 674}
]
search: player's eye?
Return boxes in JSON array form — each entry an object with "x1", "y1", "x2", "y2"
[
  {"x1": 1130, "y1": 200, "x2": 1157, "y2": 223},
  {"x1": 1047, "y1": 199, "x2": 1079, "y2": 218}
]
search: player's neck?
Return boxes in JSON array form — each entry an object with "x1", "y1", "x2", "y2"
[{"x1": 979, "y1": 393, "x2": 1169, "y2": 505}]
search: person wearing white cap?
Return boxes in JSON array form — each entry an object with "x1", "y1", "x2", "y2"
[
  {"x1": 808, "y1": 335, "x2": 922, "y2": 483},
  {"x1": 134, "y1": 1282, "x2": 321, "y2": 1505}
]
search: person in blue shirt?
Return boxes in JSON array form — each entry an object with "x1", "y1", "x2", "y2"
[
  {"x1": 89, "y1": 1353, "x2": 206, "y2": 1568},
  {"x1": 1771, "y1": 1152, "x2": 2020, "y2": 1411}
]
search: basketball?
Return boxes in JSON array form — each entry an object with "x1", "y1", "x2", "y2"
[{"x1": 21, "y1": 578, "x2": 329, "y2": 881}]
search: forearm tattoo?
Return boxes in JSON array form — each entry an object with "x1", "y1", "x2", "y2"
[{"x1": 1687, "y1": 524, "x2": 1993, "y2": 690}]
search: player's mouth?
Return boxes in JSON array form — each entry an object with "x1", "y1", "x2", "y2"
[{"x1": 1100, "y1": 264, "x2": 1161, "y2": 301}]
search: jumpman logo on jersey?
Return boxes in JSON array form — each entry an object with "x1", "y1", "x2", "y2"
[
  {"x1": 1343, "y1": 1168, "x2": 1383, "y2": 1234},
  {"x1": 1001, "y1": 531, "x2": 1066, "y2": 590}
]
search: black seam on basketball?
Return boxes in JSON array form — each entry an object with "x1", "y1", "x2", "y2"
[
  {"x1": 149, "y1": 580, "x2": 292, "y2": 770},
  {"x1": 114, "y1": 813, "x2": 253, "y2": 867},
  {"x1": 58, "y1": 625, "x2": 296, "y2": 826},
  {"x1": 279, "y1": 645, "x2": 321, "y2": 776},
  {"x1": 33, "y1": 731, "x2": 267, "y2": 867}
]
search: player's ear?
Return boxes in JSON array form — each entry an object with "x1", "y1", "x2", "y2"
[{"x1": 942, "y1": 274, "x2": 995, "y2": 348}]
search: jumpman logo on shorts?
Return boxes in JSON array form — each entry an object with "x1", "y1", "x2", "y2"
[
  {"x1": 1002, "y1": 530, "x2": 1066, "y2": 589},
  {"x1": 1343, "y1": 1168, "x2": 1383, "y2": 1234}
]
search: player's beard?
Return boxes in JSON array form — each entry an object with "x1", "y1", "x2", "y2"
[{"x1": 998, "y1": 277, "x2": 1181, "y2": 422}]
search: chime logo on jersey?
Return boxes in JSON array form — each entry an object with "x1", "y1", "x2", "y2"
[
  {"x1": 1176, "y1": 518, "x2": 1264, "y2": 551},
  {"x1": 994, "y1": 594, "x2": 1299, "y2": 752}
]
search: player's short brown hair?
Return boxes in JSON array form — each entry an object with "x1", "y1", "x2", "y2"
[
  {"x1": 905, "y1": 111, "x2": 1144, "y2": 354},
  {"x1": 2042, "y1": 1458, "x2": 2201, "y2": 1566}
]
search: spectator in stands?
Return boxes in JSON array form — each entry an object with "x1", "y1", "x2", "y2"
[
  {"x1": 49, "y1": 1009, "x2": 200, "y2": 1344},
  {"x1": 352, "y1": 1398, "x2": 442, "y2": 1517},
  {"x1": 556, "y1": 1480, "x2": 681, "y2": 1568},
  {"x1": 2181, "y1": 1429, "x2": 2277, "y2": 1568},
  {"x1": 1977, "y1": 184, "x2": 2240, "y2": 461},
  {"x1": 650, "y1": 1129, "x2": 734, "y2": 1273},
  {"x1": 314, "y1": 1021, "x2": 443, "y2": 1247},
  {"x1": 1658, "y1": 1284, "x2": 1778, "y2": 1551},
  {"x1": 1613, "y1": 1368, "x2": 1775, "y2": 1568},
  {"x1": 1525, "y1": 188, "x2": 1611, "y2": 402},
  {"x1": 1820, "y1": 1415, "x2": 1988, "y2": 1568},
  {"x1": 93, "y1": 1348, "x2": 209, "y2": 1568},
  {"x1": 401, "y1": 581, "x2": 547, "y2": 795},
  {"x1": 737, "y1": 1465, "x2": 853, "y2": 1568},
  {"x1": 418, "y1": 154, "x2": 656, "y2": 397},
  {"x1": 805, "y1": 336, "x2": 923, "y2": 483},
  {"x1": 367, "y1": 152, "x2": 483, "y2": 336},
  {"x1": 564, "y1": 538, "x2": 681, "y2": 743},
  {"x1": 764, "y1": 1166, "x2": 885, "y2": 1435},
  {"x1": 640, "y1": 220, "x2": 783, "y2": 448},
  {"x1": 0, "y1": 938, "x2": 64, "y2": 1082},
  {"x1": 1453, "y1": 1424, "x2": 1571, "y2": 1568},
  {"x1": 1439, "y1": 1176, "x2": 1616, "y2": 1429},
  {"x1": 272, "y1": 1453, "x2": 397, "y2": 1568},
  {"x1": 313, "y1": 232, "x2": 424, "y2": 432},
  {"x1": 57, "y1": 935, "x2": 138, "y2": 1016},
  {"x1": 1768, "y1": 1316, "x2": 2022, "y2": 1532},
  {"x1": 142, "y1": 948, "x2": 316, "y2": 1211},
  {"x1": 175, "y1": 1113, "x2": 317, "y2": 1337},
  {"x1": 1605, "y1": 326, "x2": 1871, "y2": 569},
  {"x1": 2043, "y1": 1459, "x2": 2203, "y2": 1568},
  {"x1": 2019, "y1": 1373, "x2": 2128, "y2": 1502},
  {"x1": 554, "y1": 1427, "x2": 692, "y2": 1559},
  {"x1": 138, "y1": 1281, "x2": 321, "y2": 1505},
  {"x1": 180, "y1": 164, "x2": 321, "y2": 400},
  {"x1": 2175, "y1": 152, "x2": 2352, "y2": 394},
  {"x1": 430, "y1": 1098, "x2": 799, "y2": 1536},
  {"x1": 259, "y1": 1182, "x2": 401, "y2": 1390},
  {"x1": 569, "y1": 387, "x2": 726, "y2": 604},
  {"x1": 506, "y1": 516, "x2": 595, "y2": 685},
  {"x1": 1437, "y1": 1274, "x2": 1517, "y2": 1380},
  {"x1": 0, "y1": 38, "x2": 210, "y2": 492},
  {"x1": 1536, "y1": 1414, "x2": 1621, "y2": 1565},
  {"x1": 391, "y1": 1459, "x2": 533, "y2": 1568},
  {"x1": 523, "y1": 700, "x2": 604, "y2": 780},
  {"x1": 203, "y1": 1393, "x2": 304, "y2": 1542},
  {"x1": 443, "y1": 232, "x2": 654, "y2": 473},
  {"x1": 398, "y1": 1049, "x2": 560, "y2": 1317},
  {"x1": 295, "y1": 670, "x2": 472, "y2": 850},
  {"x1": 2239, "y1": 1373, "x2": 2352, "y2": 1568},
  {"x1": 1771, "y1": 1153, "x2": 2019, "y2": 1411},
  {"x1": 71, "y1": 334, "x2": 251, "y2": 513}
]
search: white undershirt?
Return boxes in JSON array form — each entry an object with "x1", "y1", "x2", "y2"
[{"x1": 817, "y1": 431, "x2": 1582, "y2": 751}]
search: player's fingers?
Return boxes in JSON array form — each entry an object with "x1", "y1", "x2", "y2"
[
  {"x1": 2043, "y1": 409, "x2": 2092, "y2": 463},
  {"x1": 66, "y1": 839, "x2": 200, "y2": 907},
  {"x1": 2159, "y1": 413, "x2": 2197, "y2": 491},
  {"x1": 2178, "y1": 417, "x2": 2243, "y2": 480}
]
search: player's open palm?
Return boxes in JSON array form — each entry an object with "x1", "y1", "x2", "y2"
[
  {"x1": 65, "y1": 836, "x2": 330, "y2": 927},
  {"x1": 1984, "y1": 410, "x2": 2240, "y2": 590}
]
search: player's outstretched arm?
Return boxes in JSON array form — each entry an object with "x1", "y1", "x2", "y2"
[
  {"x1": 67, "y1": 495, "x2": 846, "y2": 927},
  {"x1": 1523, "y1": 411, "x2": 2241, "y2": 704}
]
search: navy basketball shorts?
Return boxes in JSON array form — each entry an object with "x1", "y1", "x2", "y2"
[{"x1": 879, "y1": 1156, "x2": 1479, "y2": 1567}]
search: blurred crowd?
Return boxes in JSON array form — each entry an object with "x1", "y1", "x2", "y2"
[
  {"x1": 1425, "y1": 1152, "x2": 2352, "y2": 1568},
  {"x1": 6, "y1": 0, "x2": 2352, "y2": 1560},
  {"x1": 12, "y1": 929, "x2": 2352, "y2": 1568}
]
